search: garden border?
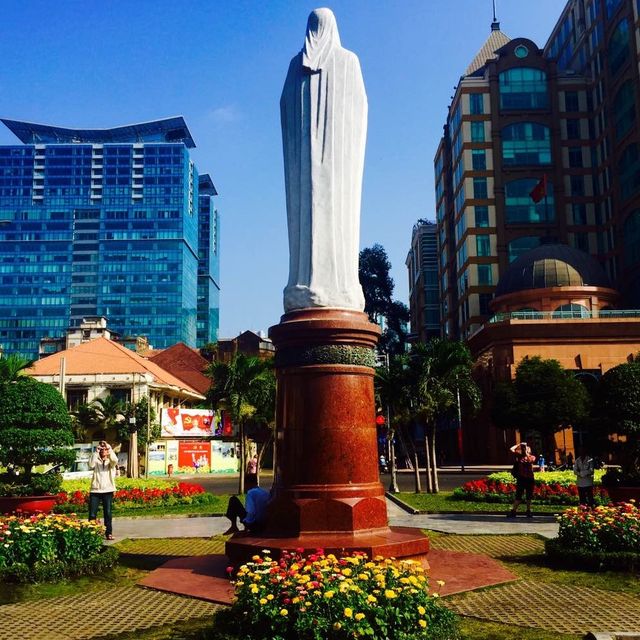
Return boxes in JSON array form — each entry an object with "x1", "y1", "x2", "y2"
[{"x1": 545, "y1": 538, "x2": 640, "y2": 573}]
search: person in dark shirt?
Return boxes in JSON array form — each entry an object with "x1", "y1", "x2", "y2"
[
  {"x1": 223, "y1": 474, "x2": 269, "y2": 535},
  {"x1": 507, "y1": 442, "x2": 536, "y2": 519}
]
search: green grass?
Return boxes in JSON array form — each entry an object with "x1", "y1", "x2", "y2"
[
  {"x1": 458, "y1": 618, "x2": 580, "y2": 640},
  {"x1": 395, "y1": 491, "x2": 564, "y2": 514}
]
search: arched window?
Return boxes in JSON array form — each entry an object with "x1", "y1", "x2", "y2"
[
  {"x1": 618, "y1": 144, "x2": 640, "y2": 201},
  {"x1": 505, "y1": 178, "x2": 555, "y2": 223},
  {"x1": 613, "y1": 81, "x2": 636, "y2": 141},
  {"x1": 623, "y1": 210, "x2": 640, "y2": 266},
  {"x1": 552, "y1": 303, "x2": 590, "y2": 319},
  {"x1": 499, "y1": 68, "x2": 549, "y2": 110},
  {"x1": 502, "y1": 123, "x2": 551, "y2": 165},
  {"x1": 507, "y1": 236, "x2": 542, "y2": 262},
  {"x1": 608, "y1": 19, "x2": 630, "y2": 75}
]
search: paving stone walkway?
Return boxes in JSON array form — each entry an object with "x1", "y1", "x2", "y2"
[
  {"x1": 447, "y1": 580, "x2": 640, "y2": 636},
  {"x1": 428, "y1": 533, "x2": 546, "y2": 557},
  {"x1": 0, "y1": 586, "x2": 218, "y2": 640}
]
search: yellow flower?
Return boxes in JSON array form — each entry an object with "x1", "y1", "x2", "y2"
[
  {"x1": 280, "y1": 608, "x2": 288, "y2": 616},
  {"x1": 355, "y1": 613, "x2": 365, "y2": 621},
  {"x1": 344, "y1": 607, "x2": 353, "y2": 618},
  {"x1": 324, "y1": 590, "x2": 335, "y2": 599},
  {"x1": 384, "y1": 589, "x2": 397, "y2": 599},
  {"x1": 367, "y1": 594, "x2": 377, "y2": 603},
  {"x1": 417, "y1": 605, "x2": 426, "y2": 615},
  {"x1": 342, "y1": 568, "x2": 352, "y2": 576},
  {"x1": 259, "y1": 598, "x2": 267, "y2": 605},
  {"x1": 333, "y1": 622, "x2": 342, "y2": 630},
  {"x1": 292, "y1": 597, "x2": 300, "y2": 604},
  {"x1": 250, "y1": 586, "x2": 259, "y2": 594},
  {"x1": 419, "y1": 619, "x2": 427, "y2": 628},
  {"x1": 437, "y1": 579, "x2": 445, "y2": 587},
  {"x1": 266, "y1": 594, "x2": 274, "y2": 601}
]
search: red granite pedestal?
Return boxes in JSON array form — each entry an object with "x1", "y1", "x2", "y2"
[{"x1": 224, "y1": 308, "x2": 430, "y2": 563}]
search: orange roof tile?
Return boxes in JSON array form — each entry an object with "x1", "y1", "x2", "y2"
[{"x1": 29, "y1": 337, "x2": 203, "y2": 397}]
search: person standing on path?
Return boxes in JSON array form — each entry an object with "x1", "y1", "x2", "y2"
[
  {"x1": 507, "y1": 442, "x2": 536, "y2": 519},
  {"x1": 573, "y1": 446, "x2": 595, "y2": 507},
  {"x1": 88, "y1": 440, "x2": 118, "y2": 540}
]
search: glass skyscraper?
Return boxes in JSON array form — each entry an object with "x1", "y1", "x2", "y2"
[{"x1": 0, "y1": 117, "x2": 220, "y2": 357}]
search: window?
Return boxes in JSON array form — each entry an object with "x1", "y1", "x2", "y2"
[
  {"x1": 574, "y1": 231, "x2": 589, "y2": 251},
  {"x1": 476, "y1": 235, "x2": 491, "y2": 257},
  {"x1": 514, "y1": 45, "x2": 529, "y2": 59},
  {"x1": 623, "y1": 210, "x2": 640, "y2": 266},
  {"x1": 502, "y1": 123, "x2": 551, "y2": 165},
  {"x1": 606, "y1": 0, "x2": 623, "y2": 19},
  {"x1": 473, "y1": 177, "x2": 488, "y2": 199},
  {"x1": 566, "y1": 119, "x2": 581, "y2": 139},
  {"x1": 613, "y1": 81, "x2": 636, "y2": 141},
  {"x1": 472, "y1": 149, "x2": 486, "y2": 170},
  {"x1": 479, "y1": 293, "x2": 493, "y2": 316},
  {"x1": 572, "y1": 203, "x2": 587, "y2": 225},
  {"x1": 499, "y1": 68, "x2": 549, "y2": 110},
  {"x1": 475, "y1": 205, "x2": 489, "y2": 227},
  {"x1": 618, "y1": 143, "x2": 640, "y2": 200},
  {"x1": 565, "y1": 91, "x2": 579, "y2": 111},
  {"x1": 477, "y1": 264, "x2": 492, "y2": 285},
  {"x1": 608, "y1": 19, "x2": 630, "y2": 75},
  {"x1": 570, "y1": 175, "x2": 585, "y2": 196},
  {"x1": 471, "y1": 122, "x2": 485, "y2": 142},
  {"x1": 504, "y1": 178, "x2": 555, "y2": 223},
  {"x1": 552, "y1": 303, "x2": 590, "y2": 318},
  {"x1": 568, "y1": 147, "x2": 583, "y2": 168},
  {"x1": 507, "y1": 236, "x2": 542, "y2": 262},
  {"x1": 470, "y1": 93, "x2": 484, "y2": 115}
]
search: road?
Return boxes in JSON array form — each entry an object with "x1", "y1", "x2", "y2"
[{"x1": 181, "y1": 467, "x2": 497, "y2": 494}]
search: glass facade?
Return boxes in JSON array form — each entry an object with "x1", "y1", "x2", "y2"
[
  {"x1": 505, "y1": 178, "x2": 555, "y2": 223},
  {"x1": 499, "y1": 68, "x2": 549, "y2": 110},
  {"x1": 0, "y1": 118, "x2": 218, "y2": 357},
  {"x1": 502, "y1": 123, "x2": 551, "y2": 165}
]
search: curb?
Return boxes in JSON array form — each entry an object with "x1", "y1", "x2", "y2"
[{"x1": 385, "y1": 492, "x2": 420, "y2": 514}]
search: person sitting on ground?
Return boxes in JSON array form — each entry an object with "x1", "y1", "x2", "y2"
[
  {"x1": 573, "y1": 445, "x2": 595, "y2": 507},
  {"x1": 224, "y1": 474, "x2": 269, "y2": 535},
  {"x1": 507, "y1": 442, "x2": 536, "y2": 519}
]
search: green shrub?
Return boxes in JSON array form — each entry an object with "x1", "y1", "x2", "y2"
[
  {"x1": 487, "y1": 470, "x2": 606, "y2": 487},
  {"x1": 545, "y1": 538, "x2": 640, "y2": 573}
]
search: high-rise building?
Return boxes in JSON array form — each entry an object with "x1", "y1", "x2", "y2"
[
  {"x1": 0, "y1": 117, "x2": 219, "y2": 357},
  {"x1": 405, "y1": 219, "x2": 441, "y2": 342},
  {"x1": 435, "y1": 0, "x2": 640, "y2": 338},
  {"x1": 197, "y1": 174, "x2": 220, "y2": 346}
]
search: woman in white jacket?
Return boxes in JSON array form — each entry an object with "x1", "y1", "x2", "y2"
[{"x1": 88, "y1": 440, "x2": 118, "y2": 539}]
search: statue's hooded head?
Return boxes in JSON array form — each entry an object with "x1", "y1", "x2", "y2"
[{"x1": 302, "y1": 8, "x2": 341, "y2": 71}]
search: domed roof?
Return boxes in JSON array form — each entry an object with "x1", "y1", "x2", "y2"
[{"x1": 495, "y1": 244, "x2": 612, "y2": 297}]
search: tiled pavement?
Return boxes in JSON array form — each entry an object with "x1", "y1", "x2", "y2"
[{"x1": 1, "y1": 504, "x2": 637, "y2": 638}]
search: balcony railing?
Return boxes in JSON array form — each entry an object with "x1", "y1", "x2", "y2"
[{"x1": 488, "y1": 309, "x2": 640, "y2": 323}]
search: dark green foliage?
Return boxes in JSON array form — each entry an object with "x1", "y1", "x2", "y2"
[
  {"x1": 0, "y1": 473, "x2": 63, "y2": 497},
  {"x1": 117, "y1": 396, "x2": 160, "y2": 452},
  {"x1": 0, "y1": 379, "x2": 75, "y2": 477},
  {"x1": 492, "y1": 356, "x2": 590, "y2": 437},
  {"x1": 0, "y1": 354, "x2": 34, "y2": 383},
  {"x1": 545, "y1": 538, "x2": 640, "y2": 573},
  {"x1": 0, "y1": 546, "x2": 119, "y2": 583}
]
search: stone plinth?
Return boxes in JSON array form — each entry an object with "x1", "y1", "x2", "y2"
[{"x1": 224, "y1": 308, "x2": 429, "y2": 563}]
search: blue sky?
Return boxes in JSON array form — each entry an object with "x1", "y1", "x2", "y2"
[{"x1": 0, "y1": 0, "x2": 563, "y2": 338}]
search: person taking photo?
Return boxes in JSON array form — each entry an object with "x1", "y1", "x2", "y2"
[{"x1": 88, "y1": 440, "x2": 118, "y2": 540}]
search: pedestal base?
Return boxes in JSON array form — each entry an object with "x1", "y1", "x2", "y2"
[{"x1": 225, "y1": 526, "x2": 430, "y2": 566}]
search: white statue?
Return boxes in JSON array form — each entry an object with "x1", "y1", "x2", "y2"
[{"x1": 281, "y1": 8, "x2": 367, "y2": 312}]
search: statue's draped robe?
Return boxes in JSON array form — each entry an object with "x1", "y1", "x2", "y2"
[{"x1": 280, "y1": 45, "x2": 367, "y2": 312}]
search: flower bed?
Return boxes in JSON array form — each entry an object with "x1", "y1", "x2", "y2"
[
  {"x1": 487, "y1": 470, "x2": 606, "y2": 487},
  {"x1": 229, "y1": 549, "x2": 458, "y2": 640},
  {"x1": 0, "y1": 512, "x2": 118, "y2": 582},
  {"x1": 54, "y1": 481, "x2": 215, "y2": 513},
  {"x1": 545, "y1": 502, "x2": 640, "y2": 572},
  {"x1": 453, "y1": 476, "x2": 609, "y2": 505}
]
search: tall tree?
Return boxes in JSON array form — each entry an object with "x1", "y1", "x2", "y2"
[
  {"x1": 206, "y1": 354, "x2": 274, "y2": 494},
  {"x1": 492, "y1": 356, "x2": 590, "y2": 456},
  {"x1": 407, "y1": 339, "x2": 480, "y2": 493},
  {"x1": 597, "y1": 362, "x2": 640, "y2": 479},
  {"x1": 359, "y1": 244, "x2": 394, "y2": 322}
]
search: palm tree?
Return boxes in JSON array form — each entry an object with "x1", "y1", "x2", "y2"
[
  {"x1": 71, "y1": 402, "x2": 101, "y2": 442},
  {"x1": 408, "y1": 339, "x2": 481, "y2": 493},
  {"x1": 375, "y1": 355, "x2": 413, "y2": 492},
  {"x1": 91, "y1": 395, "x2": 126, "y2": 439},
  {"x1": 0, "y1": 354, "x2": 34, "y2": 383},
  {"x1": 206, "y1": 354, "x2": 274, "y2": 494}
]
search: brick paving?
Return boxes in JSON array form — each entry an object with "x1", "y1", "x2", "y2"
[
  {"x1": 116, "y1": 536, "x2": 226, "y2": 558},
  {"x1": 428, "y1": 533, "x2": 545, "y2": 558},
  {"x1": 447, "y1": 580, "x2": 640, "y2": 635},
  {"x1": 0, "y1": 586, "x2": 218, "y2": 640}
]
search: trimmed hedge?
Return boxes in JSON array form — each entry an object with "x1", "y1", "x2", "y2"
[
  {"x1": 545, "y1": 538, "x2": 640, "y2": 573},
  {"x1": 0, "y1": 545, "x2": 119, "y2": 583}
]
